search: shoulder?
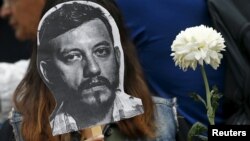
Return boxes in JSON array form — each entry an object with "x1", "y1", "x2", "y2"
[
  {"x1": 8, "y1": 108, "x2": 23, "y2": 141},
  {"x1": 106, "y1": 97, "x2": 178, "y2": 141},
  {"x1": 9, "y1": 108, "x2": 23, "y2": 124},
  {"x1": 152, "y1": 96, "x2": 177, "y2": 122},
  {"x1": 152, "y1": 96, "x2": 178, "y2": 141}
]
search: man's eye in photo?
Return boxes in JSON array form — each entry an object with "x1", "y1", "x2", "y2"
[
  {"x1": 64, "y1": 53, "x2": 82, "y2": 62},
  {"x1": 95, "y1": 47, "x2": 110, "y2": 57}
]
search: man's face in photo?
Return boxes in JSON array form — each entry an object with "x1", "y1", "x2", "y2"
[{"x1": 49, "y1": 18, "x2": 118, "y2": 108}]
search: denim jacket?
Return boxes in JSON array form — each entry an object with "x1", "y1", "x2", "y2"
[{"x1": 9, "y1": 97, "x2": 178, "y2": 141}]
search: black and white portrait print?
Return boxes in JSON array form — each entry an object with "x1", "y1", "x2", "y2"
[{"x1": 37, "y1": 1, "x2": 144, "y2": 136}]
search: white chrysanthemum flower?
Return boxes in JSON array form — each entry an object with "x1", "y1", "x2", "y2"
[{"x1": 171, "y1": 25, "x2": 226, "y2": 71}]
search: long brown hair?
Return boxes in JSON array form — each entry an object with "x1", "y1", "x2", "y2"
[{"x1": 13, "y1": 0, "x2": 155, "y2": 140}]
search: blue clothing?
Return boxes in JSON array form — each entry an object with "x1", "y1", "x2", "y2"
[
  {"x1": 9, "y1": 97, "x2": 177, "y2": 141},
  {"x1": 116, "y1": 0, "x2": 225, "y2": 125}
]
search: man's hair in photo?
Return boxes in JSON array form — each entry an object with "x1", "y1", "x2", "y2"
[{"x1": 38, "y1": 2, "x2": 113, "y2": 48}]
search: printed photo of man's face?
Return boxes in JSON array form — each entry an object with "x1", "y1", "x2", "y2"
[
  {"x1": 37, "y1": 1, "x2": 143, "y2": 136},
  {"x1": 49, "y1": 18, "x2": 119, "y2": 110}
]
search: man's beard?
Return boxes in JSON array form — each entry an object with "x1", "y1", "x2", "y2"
[
  {"x1": 66, "y1": 76, "x2": 117, "y2": 122},
  {"x1": 77, "y1": 76, "x2": 116, "y2": 105}
]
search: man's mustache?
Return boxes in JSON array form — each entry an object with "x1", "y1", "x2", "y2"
[{"x1": 79, "y1": 76, "x2": 112, "y2": 90}]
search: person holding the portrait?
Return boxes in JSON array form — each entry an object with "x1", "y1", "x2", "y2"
[{"x1": 5, "y1": 0, "x2": 178, "y2": 141}]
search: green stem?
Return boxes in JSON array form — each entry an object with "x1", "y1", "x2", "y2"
[{"x1": 201, "y1": 66, "x2": 215, "y2": 125}]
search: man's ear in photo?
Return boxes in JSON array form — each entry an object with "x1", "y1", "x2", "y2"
[
  {"x1": 114, "y1": 46, "x2": 120, "y2": 66},
  {"x1": 39, "y1": 61, "x2": 52, "y2": 84}
]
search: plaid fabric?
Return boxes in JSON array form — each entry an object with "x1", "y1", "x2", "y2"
[
  {"x1": 112, "y1": 91, "x2": 144, "y2": 121},
  {"x1": 50, "y1": 112, "x2": 78, "y2": 136}
]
